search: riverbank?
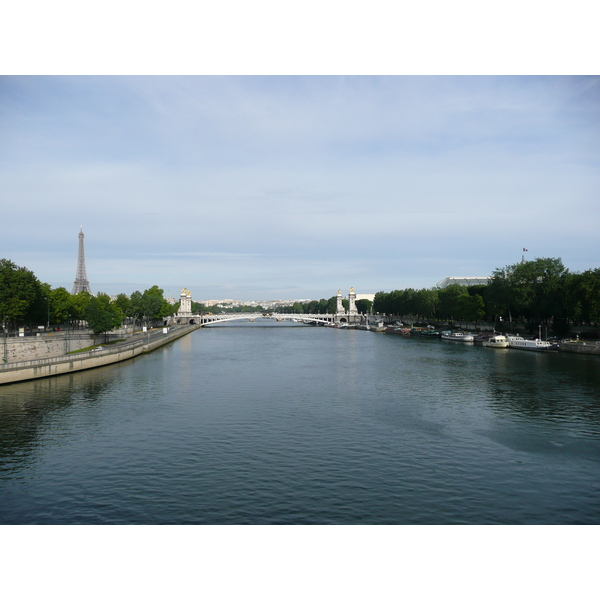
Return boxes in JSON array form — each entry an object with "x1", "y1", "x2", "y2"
[{"x1": 0, "y1": 324, "x2": 202, "y2": 385}]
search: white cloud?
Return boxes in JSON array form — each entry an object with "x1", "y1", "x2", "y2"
[{"x1": 1, "y1": 76, "x2": 598, "y2": 299}]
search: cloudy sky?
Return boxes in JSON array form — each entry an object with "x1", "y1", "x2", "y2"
[{"x1": 1, "y1": 75, "x2": 599, "y2": 300}]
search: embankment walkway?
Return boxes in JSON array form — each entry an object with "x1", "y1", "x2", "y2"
[{"x1": 0, "y1": 324, "x2": 202, "y2": 385}]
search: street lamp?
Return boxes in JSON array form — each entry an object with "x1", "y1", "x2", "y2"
[
  {"x1": 65, "y1": 312, "x2": 70, "y2": 354},
  {"x1": 2, "y1": 315, "x2": 7, "y2": 363},
  {"x1": 45, "y1": 297, "x2": 50, "y2": 331}
]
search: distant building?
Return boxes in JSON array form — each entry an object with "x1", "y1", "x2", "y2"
[
  {"x1": 436, "y1": 276, "x2": 491, "y2": 289},
  {"x1": 200, "y1": 299, "x2": 241, "y2": 307}
]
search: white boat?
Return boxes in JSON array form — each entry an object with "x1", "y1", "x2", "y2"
[
  {"x1": 482, "y1": 334, "x2": 509, "y2": 348},
  {"x1": 507, "y1": 335, "x2": 558, "y2": 352},
  {"x1": 441, "y1": 331, "x2": 474, "y2": 342}
]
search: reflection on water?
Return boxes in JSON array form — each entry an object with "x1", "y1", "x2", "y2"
[{"x1": 0, "y1": 326, "x2": 599, "y2": 524}]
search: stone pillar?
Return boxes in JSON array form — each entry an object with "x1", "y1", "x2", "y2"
[
  {"x1": 348, "y1": 287, "x2": 358, "y2": 315},
  {"x1": 177, "y1": 288, "x2": 193, "y2": 323},
  {"x1": 336, "y1": 289, "x2": 345, "y2": 314}
]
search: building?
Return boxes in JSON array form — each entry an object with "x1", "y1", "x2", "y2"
[{"x1": 435, "y1": 276, "x2": 491, "y2": 289}]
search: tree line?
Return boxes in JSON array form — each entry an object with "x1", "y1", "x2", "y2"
[
  {"x1": 373, "y1": 257, "x2": 600, "y2": 336},
  {"x1": 4, "y1": 255, "x2": 598, "y2": 340},
  {"x1": 1, "y1": 258, "x2": 178, "y2": 341}
]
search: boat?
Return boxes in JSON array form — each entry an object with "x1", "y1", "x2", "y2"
[
  {"x1": 411, "y1": 328, "x2": 441, "y2": 337},
  {"x1": 441, "y1": 331, "x2": 474, "y2": 342},
  {"x1": 507, "y1": 335, "x2": 559, "y2": 352},
  {"x1": 482, "y1": 334, "x2": 509, "y2": 348},
  {"x1": 558, "y1": 340, "x2": 600, "y2": 355},
  {"x1": 385, "y1": 326, "x2": 411, "y2": 335}
]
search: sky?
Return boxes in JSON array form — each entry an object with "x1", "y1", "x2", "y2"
[{"x1": 2, "y1": 75, "x2": 599, "y2": 301}]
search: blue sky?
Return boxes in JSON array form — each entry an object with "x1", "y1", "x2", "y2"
[{"x1": 1, "y1": 75, "x2": 599, "y2": 300}]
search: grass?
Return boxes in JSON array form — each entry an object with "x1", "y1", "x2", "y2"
[{"x1": 67, "y1": 339, "x2": 126, "y2": 354}]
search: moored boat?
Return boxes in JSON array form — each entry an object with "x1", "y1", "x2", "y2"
[
  {"x1": 507, "y1": 335, "x2": 558, "y2": 352},
  {"x1": 385, "y1": 326, "x2": 411, "y2": 335},
  {"x1": 412, "y1": 329, "x2": 442, "y2": 337},
  {"x1": 482, "y1": 334, "x2": 509, "y2": 348},
  {"x1": 558, "y1": 340, "x2": 600, "y2": 355},
  {"x1": 441, "y1": 331, "x2": 474, "y2": 342}
]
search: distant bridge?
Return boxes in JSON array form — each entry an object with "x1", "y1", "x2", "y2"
[
  {"x1": 198, "y1": 313, "x2": 340, "y2": 326},
  {"x1": 167, "y1": 288, "x2": 369, "y2": 327}
]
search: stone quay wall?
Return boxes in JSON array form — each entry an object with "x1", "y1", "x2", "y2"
[
  {"x1": 2, "y1": 333, "x2": 94, "y2": 363},
  {"x1": 1, "y1": 326, "x2": 146, "y2": 364},
  {"x1": 0, "y1": 324, "x2": 202, "y2": 385}
]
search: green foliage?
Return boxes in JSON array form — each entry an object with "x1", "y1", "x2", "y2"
[
  {"x1": 567, "y1": 268, "x2": 600, "y2": 325},
  {"x1": 373, "y1": 257, "x2": 600, "y2": 333},
  {"x1": 455, "y1": 294, "x2": 485, "y2": 322},
  {"x1": 128, "y1": 286, "x2": 175, "y2": 324},
  {"x1": 355, "y1": 299, "x2": 373, "y2": 313},
  {"x1": 51, "y1": 287, "x2": 73, "y2": 324},
  {"x1": 113, "y1": 293, "x2": 132, "y2": 317},
  {"x1": 374, "y1": 288, "x2": 440, "y2": 319},
  {"x1": 487, "y1": 257, "x2": 568, "y2": 324},
  {"x1": 437, "y1": 285, "x2": 468, "y2": 319},
  {"x1": 70, "y1": 291, "x2": 93, "y2": 320},
  {"x1": 0, "y1": 258, "x2": 44, "y2": 325},
  {"x1": 84, "y1": 293, "x2": 122, "y2": 342}
]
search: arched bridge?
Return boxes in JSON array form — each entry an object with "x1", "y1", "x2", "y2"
[{"x1": 199, "y1": 313, "x2": 339, "y2": 326}]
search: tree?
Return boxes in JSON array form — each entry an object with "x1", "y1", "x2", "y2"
[
  {"x1": 437, "y1": 284, "x2": 469, "y2": 320},
  {"x1": 0, "y1": 258, "x2": 44, "y2": 326},
  {"x1": 569, "y1": 268, "x2": 600, "y2": 325},
  {"x1": 142, "y1": 286, "x2": 175, "y2": 322},
  {"x1": 355, "y1": 299, "x2": 373, "y2": 313},
  {"x1": 70, "y1": 291, "x2": 93, "y2": 326},
  {"x1": 292, "y1": 302, "x2": 304, "y2": 314},
  {"x1": 127, "y1": 286, "x2": 176, "y2": 326},
  {"x1": 84, "y1": 294, "x2": 122, "y2": 344},
  {"x1": 455, "y1": 294, "x2": 485, "y2": 323},
  {"x1": 48, "y1": 287, "x2": 73, "y2": 325}
]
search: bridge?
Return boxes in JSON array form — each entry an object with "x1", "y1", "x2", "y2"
[
  {"x1": 198, "y1": 313, "x2": 342, "y2": 326},
  {"x1": 168, "y1": 288, "x2": 369, "y2": 327}
]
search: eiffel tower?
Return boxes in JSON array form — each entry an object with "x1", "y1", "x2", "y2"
[{"x1": 72, "y1": 227, "x2": 92, "y2": 294}]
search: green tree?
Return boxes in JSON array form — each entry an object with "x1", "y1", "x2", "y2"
[
  {"x1": 455, "y1": 294, "x2": 485, "y2": 323},
  {"x1": 0, "y1": 258, "x2": 44, "y2": 326},
  {"x1": 437, "y1": 284, "x2": 469, "y2": 320},
  {"x1": 569, "y1": 268, "x2": 600, "y2": 325},
  {"x1": 113, "y1": 293, "x2": 131, "y2": 316},
  {"x1": 355, "y1": 299, "x2": 373, "y2": 313},
  {"x1": 70, "y1": 291, "x2": 93, "y2": 325},
  {"x1": 48, "y1": 286, "x2": 73, "y2": 325},
  {"x1": 409, "y1": 289, "x2": 439, "y2": 319},
  {"x1": 373, "y1": 291, "x2": 389, "y2": 314},
  {"x1": 292, "y1": 302, "x2": 304, "y2": 314},
  {"x1": 84, "y1": 294, "x2": 123, "y2": 343}
]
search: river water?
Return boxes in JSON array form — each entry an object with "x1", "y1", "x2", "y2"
[{"x1": 0, "y1": 321, "x2": 598, "y2": 524}]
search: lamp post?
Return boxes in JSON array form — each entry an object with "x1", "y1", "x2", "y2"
[
  {"x1": 2, "y1": 315, "x2": 7, "y2": 363},
  {"x1": 45, "y1": 297, "x2": 50, "y2": 331},
  {"x1": 65, "y1": 312, "x2": 70, "y2": 354}
]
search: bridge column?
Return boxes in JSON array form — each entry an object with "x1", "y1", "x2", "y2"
[
  {"x1": 348, "y1": 287, "x2": 358, "y2": 316},
  {"x1": 336, "y1": 289, "x2": 345, "y2": 315}
]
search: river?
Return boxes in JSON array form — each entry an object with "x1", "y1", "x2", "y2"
[{"x1": 0, "y1": 321, "x2": 598, "y2": 524}]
